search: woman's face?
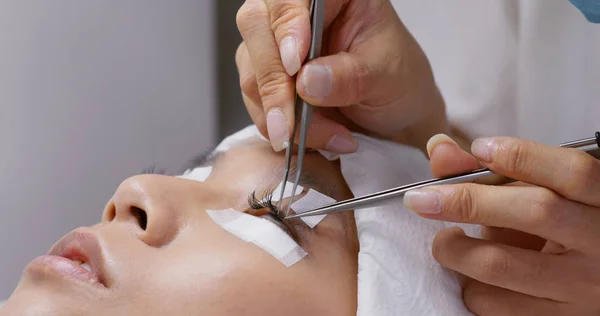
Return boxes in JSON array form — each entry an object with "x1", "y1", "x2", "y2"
[{"x1": 3, "y1": 142, "x2": 358, "y2": 316}]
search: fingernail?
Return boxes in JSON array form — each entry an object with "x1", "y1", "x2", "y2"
[
  {"x1": 280, "y1": 36, "x2": 301, "y2": 76},
  {"x1": 325, "y1": 135, "x2": 359, "y2": 153},
  {"x1": 302, "y1": 64, "x2": 332, "y2": 99},
  {"x1": 426, "y1": 134, "x2": 458, "y2": 158},
  {"x1": 266, "y1": 108, "x2": 289, "y2": 152},
  {"x1": 471, "y1": 138, "x2": 498, "y2": 163},
  {"x1": 403, "y1": 189, "x2": 442, "y2": 214}
]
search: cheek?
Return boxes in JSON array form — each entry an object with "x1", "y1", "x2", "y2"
[{"x1": 117, "y1": 227, "x2": 321, "y2": 315}]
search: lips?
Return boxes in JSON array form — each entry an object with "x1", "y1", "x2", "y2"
[{"x1": 42, "y1": 228, "x2": 109, "y2": 288}]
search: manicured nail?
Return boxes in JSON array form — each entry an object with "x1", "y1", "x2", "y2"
[
  {"x1": 426, "y1": 134, "x2": 458, "y2": 158},
  {"x1": 280, "y1": 36, "x2": 301, "y2": 76},
  {"x1": 302, "y1": 64, "x2": 332, "y2": 99},
  {"x1": 266, "y1": 108, "x2": 289, "y2": 152},
  {"x1": 325, "y1": 135, "x2": 358, "y2": 153},
  {"x1": 471, "y1": 138, "x2": 498, "y2": 163},
  {"x1": 403, "y1": 189, "x2": 442, "y2": 214}
]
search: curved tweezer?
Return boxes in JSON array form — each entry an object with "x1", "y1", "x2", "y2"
[
  {"x1": 286, "y1": 132, "x2": 600, "y2": 219},
  {"x1": 278, "y1": 0, "x2": 326, "y2": 216}
]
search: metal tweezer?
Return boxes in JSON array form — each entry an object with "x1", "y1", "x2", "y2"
[
  {"x1": 278, "y1": 0, "x2": 326, "y2": 216},
  {"x1": 286, "y1": 132, "x2": 600, "y2": 219}
]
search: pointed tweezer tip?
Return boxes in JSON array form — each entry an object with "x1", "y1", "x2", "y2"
[{"x1": 284, "y1": 214, "x2": 300, "y2": 220}]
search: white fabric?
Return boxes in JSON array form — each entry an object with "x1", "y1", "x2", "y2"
[
  {"x1": 323, "y1": 135, "x2": 476, "y2": 316},
  {"x1": 178, "y1": 166, "x2": 213, "y2": 182},
  {"x1": 290, "y1": 189, "x2": 335, "y2": 228},
  {"x1": 392, "y1": 0, "x2": 600, "y2": 145}
]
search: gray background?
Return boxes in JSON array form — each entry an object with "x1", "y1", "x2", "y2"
[{"x1": 0, "y1": 1, "x2": 220, "y2": 298}]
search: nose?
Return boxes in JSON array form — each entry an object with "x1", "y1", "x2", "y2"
[{"x1": 102, "y1": 175, "x2": 184, "y2": 247}]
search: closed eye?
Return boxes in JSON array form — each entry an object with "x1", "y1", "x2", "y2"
[{"x1": 246, "y1": 191, "x2": 307, "y2": 242}]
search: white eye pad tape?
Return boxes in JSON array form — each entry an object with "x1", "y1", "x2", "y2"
[
  {"x1": 272, "y1": 181, "x2": 337, "y2": 228},
  {"x1": 206, "y1": 209, "x2": 308, "y2": 267},
  {"x1": 291, "y1": 189, "x2": 336, "y2": 228},
  {"x1": 178, "y1": 166, "x2": 213, "y2": 182}
]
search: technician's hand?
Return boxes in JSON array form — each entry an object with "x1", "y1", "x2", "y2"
[
  {"x1": 235, "y1": 0, "x2": 447, "y2": 153},
  {"x1": 405, "y1": 134, "x2": 600, "y2": 315}
]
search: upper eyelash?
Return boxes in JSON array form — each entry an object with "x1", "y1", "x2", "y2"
[
  {"x1": 247, "y1": 191, "x2": 280, "y2": 216},
  {"x1": 247, "y1": 191, "x2": 307, "y2": 243},
  {"x1": 141, "y1": 165, "x2": 170, "y2": 175}
]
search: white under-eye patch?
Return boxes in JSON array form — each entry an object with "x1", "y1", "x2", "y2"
[
  {"x1": 206, "y1": 209, "x2": 307, "y2": 267},
  {"x1": 291, "y1": 189, "x2": 336, "y2": 228},
  {"x1": 271, "y1": 181, "x2": 304, "y2": 202},
  {"x1": 177, "y1": 166, "x2": 213, "y2": 182}
]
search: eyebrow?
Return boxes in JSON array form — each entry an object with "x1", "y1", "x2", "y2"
[{"x1": 179, "y1": 148, "x2": 220, "y2": 174}]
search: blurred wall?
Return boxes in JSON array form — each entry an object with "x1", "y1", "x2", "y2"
[
  {"x1": 217, "y1": 0, "x2": 249, "y2": 139},
  {"x1": 0, "y1": 1, "x2": 215, "y2": 298}
]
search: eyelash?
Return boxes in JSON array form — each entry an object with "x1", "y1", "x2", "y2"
[
  {"x1": 141, "y1": 165, "x2": 170, "y2": 176},
  {"x1": 247, "y1": 191, "x2": 303, "y2": 241},
  {"x1": 247, "y1": 191, "x2": 287, "y2": 224}
]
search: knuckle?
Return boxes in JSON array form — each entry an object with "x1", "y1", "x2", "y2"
[
  {"x1": 446, "y1": 185, "x2": 480, "y2": 224},
  {"x1": 564, "y1": 150, "x2": 600, "y2": 194},
  {"x1": 474, "y1": 247, "x2": 511, "y2": 283},
  {"x1": 270, "y1": 3, "x2": 306, "y2": 34},
  {"x1": 528, "y1": 189, "x2": 564, "y2": 229},
  {"x1": 341, "y1": 52, "x2": 371, "y2": 104},
  {"x1": 502, "y1": 139, "x2": 532, "y2": 174},
  {"x1": 239, "y1": 72, "x2": 257, "y2": 94},
  {"x1": 236, "y1": 0, "x2": 268, "y2": 36},
  {"x1": 256, "y1": 70, "x2": 291, "y2": 102},
  {"x1": 235, "y1": 43, "x2": 246, "y2": 67}
]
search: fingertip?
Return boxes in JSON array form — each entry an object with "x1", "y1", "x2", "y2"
[
  {"x1": 428, "y1": 134, "x2": 481, "y2": 178},
  {"x1": 266, "y1": 107, "x2": 291, "y2": 152},
  {"x1": 324, "y1": 134, "x2": 358, "y2": 153},
  {"x1": 427, "y1": 134, "x2": 458, "y2": 158},
  {"x1": 298, "y1": 64, "x2": 333, "y2": 102},
  {"x1": 280, "y1": 36, "x2": 301, "y2": 76},
  {"x1": 299, "y1": 113, "x2": 357, "y2": 153}
]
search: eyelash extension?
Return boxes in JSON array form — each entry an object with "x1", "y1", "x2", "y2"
[
  {"x1": 247, "y1": 191, "x2": 305, "y2": 241},
  {"x1": 247, "y1": 190, "x2": 281, "y2": 218}
]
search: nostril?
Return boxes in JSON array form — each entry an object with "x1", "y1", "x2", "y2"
[
  {"x1": 103, "y1": 203, "x2": 117, "y2": 223},
  {"x1": 130, "y1": 206, "x2": 148, "y2": 230}
]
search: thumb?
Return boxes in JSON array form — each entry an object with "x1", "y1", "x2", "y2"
[
  {"x1": 297, "y1": 111, "x2": 358, "y2": 153},
  {"x1": 427, "y1": 134, "x2": 481, "y2": 178}
]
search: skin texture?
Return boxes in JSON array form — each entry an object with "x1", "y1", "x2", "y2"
[
  {"x1": 236, "y1": 0, "x2": 449, "y2": 154},
  {"x1": 1, "y1": 142, "x2": 358, "y2": 316},
  {"x1": 406, "y1": 134, "x2": 600, "y2": 316}
]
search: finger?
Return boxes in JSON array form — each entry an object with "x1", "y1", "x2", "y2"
[
  {"x1": 237, "y1": 0, "x2": 296, "y2": 152},
  {"x1": 433, "y1": 227, "x2": 582, "y2": 301},
  {"x1": 295, "y1": 111, "x2": 357, "y2": 152},
  {"x1": 236, "y1": 41, "x2": 357, "y2": 153},
  {"x1": 236, "y1": 43, "x2": 262, "y2": 106},
  {"x1": 243, "y1": 93, "x2": 269, "y2": 139},
  {"x1": 265, "y1": 0, "x2": 349, "y2": 76},
  {"x1": 426, "y1": 134, "x2": 481, "y2": 178},
  {"x1": 406, "y1": 184, "x2": 599, "y2": 252},
  {"x1": 481, "y1": 227, "x2": 547, "y2": 251},
  {"x1": 470, "y1": 137, "x2": 600, "y2": 206},
  {"x1": 264, "y1": 0, "x2": 311, "y2": 76},
  {"x1": 296, "y1": 51, "x2": 386, "y2": 109},
  {"x1": 463, "y1": 280, "x2": 572, "y2": 316}
]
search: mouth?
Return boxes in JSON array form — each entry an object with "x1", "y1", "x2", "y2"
[{"x1": 31, "y1": 228, "x2": 110, "y2": 289}]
